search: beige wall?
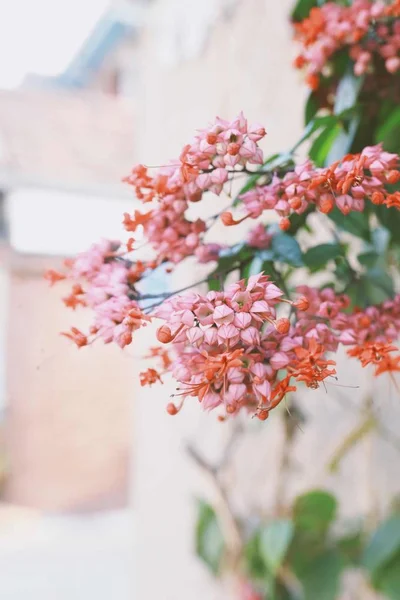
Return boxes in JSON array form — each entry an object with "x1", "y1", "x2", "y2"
[{"x1": 2, "y1": 254, "x2": 133, "y2": 511}]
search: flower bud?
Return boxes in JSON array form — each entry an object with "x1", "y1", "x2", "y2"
[
  {"x1": 279, "y1": 217, "x2": 291, "y2": 231},
  {"x1": 157, "y1": 325, "x2": 173, "y2": 344},
  {"x1": 387, "y1": 170, "x2": 400, "y2": 184},
  {"x1": 275, "y1": 318, "x2": 290, "y2": 334},
  {"x1": 257, "y1": 409, "x2": 269, "y2": 421},
  {"x1": 293, "y1": 296, "x2": 309, "y2": 311},
  {"x1": 371, "y1": 191, "x2": 385, "y2": 205},
  {"x1": 166, "y1": 402, "x2": 178, "y2": 415}
]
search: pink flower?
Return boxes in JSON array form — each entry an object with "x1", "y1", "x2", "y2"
[{"x1": 213, "y1": 304, "x2": 235, "y2": 325}]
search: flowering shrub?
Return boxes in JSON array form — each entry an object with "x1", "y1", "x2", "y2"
[
  {"x1": 47, "y1": 92, "x2": 400, "y2": 427},
  {"x1": 293, "y1": 0, "x2": 400, "y2": 90},
  {"x1": 47, "y1": 103, "x2": 400, "y2": 421},
  {"x1": 47, "y1": 1, "x2": 400, "y2": 597}
]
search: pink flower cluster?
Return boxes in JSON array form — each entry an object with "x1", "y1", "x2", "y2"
[
  {"x1": 122, "y1": 113, "x2": 266, "y2": 264},
  {"x1": 152, "y1": 273, "x2": 340, "y2": 418},
  {"x1": 145, "y1": 280, "x2": 400, "y2": 418},
  {"x1": 295, "y1": 285, "x2": 400, "y2": 356},
  {"x1": 293, "y1": 0, "x2": 400, "y2": 89},
  {"x1": 47, "y1": 240, "x2": 151, "y2": 348},
  {"x1": 231, "y1": 145, "x2": 400, "y2": 230}
]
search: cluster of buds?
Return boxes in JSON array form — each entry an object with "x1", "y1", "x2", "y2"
[
  {"x1": 122, "y1": 113, "x2": 266, "y2": 264},
  {"x1": 148, "y1": 273, "x2": 340, "y2": 419},
  {"x1": 45, "y1": 240, "x2": 151, "y2": 348},
  {"x1": 293, "y1": 0, "x2": 400, "y2": 90},
  {"x1": 140, "y1": 281, "x2": 400, "y2": 419},
  {"x1": 225, "y1": 145, "x2": 400, "y2": 231}
]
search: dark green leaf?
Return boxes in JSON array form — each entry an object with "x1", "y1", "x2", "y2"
[
  {"x1": 288, "y1": 205, "x2": 314, "y2": 235},
  {"x1": 291, "y1": 115, "x2": 338, "y2": 154},
  {"x1": 294, "y1": 490, "x2": 337, "y2": 534},
  {"x1": 375, "y1": 105, "x2": 400, "y2": 153},
  {"x1": 337, "y1": 530, "x2": 365, "y2": 566},
  {"x1": 309, "y1": 124, "x2": 341, "y2": 167},
  {"x1": 367, "y1": 267, "x2": 394, "y2": 298},
  {"x1": 297, "y1": 550, "x2": 344, "y2": 600},
  {"x1": 291, "y1": 0, "x2": 318, "y2": 20},
  {"x1": 195, "y1": 500, "x2": 225, "y2": 575},
  {"x1": 374, "y1": 552, "x2": 400, "y2": 600},
  {"x1": 327, "y1": 207, "x2": 371, "y2": 241},
  {"x1": 244, "y1": 531, "x2": 269, "y2": 580},
  {"x1": 305, "y1": 92, "x2": 319, "y2": 125},
  {"x1": 260, "y1": 519, "x2": 294, "y2": 575},
  {"x1": 357, "y1": 251, "x2": 379, "y2": 268},
  {"x1": 207, "y1": 277, "x2": 221, "y2": 292},
  {"x1": 362, "y1": 516, "x2": 400, "y2": 575},
  {"x1": 373, "y1": 205, "x2": 400, "y2": 242},
  {"x1": 271, "y1": 232, "x2": 304, "y2": 267},
  {"x1": 303, "y1": 243, "x2": 343, "y2": 271},
  {"x1": 326, "y1": 116, "x2": 359, "y2": 164}
]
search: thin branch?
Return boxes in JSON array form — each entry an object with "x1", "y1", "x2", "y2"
[{"x1": 186, "y1": 443, "x2": 243, "y2": 565}]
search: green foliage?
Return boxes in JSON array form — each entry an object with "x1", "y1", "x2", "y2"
[
  {"x1": 271, "y1": 231, "x2": 304, "y2": 268},
  {"x1": 296, "y1": 550, "x2": 344, "y2": 600},
  {"x1": 291, "y1": 0, "x2": 319, "y2": 21},
  {"x1": 309, "y1": 124, "x2": 342, "y2": 167},
  {"x1": 303, "y1": 243, "x2": 343, "y2": 271},
  {"x1": 294, "y1": 490, "x2": 337, "y2": 534},
  {"x1": 305, "y1": 91, "x2": 319, "y2": 125},
  {"x1": 362, "y1": 516, "x2": 400, "y2": 574},
  {"x1": 375, "y1": 106, "x2": 400, "y2": 153},
  {"x1": 195, "y1": 500, "x2": 225, "y2": 575},
  {"x1": 259, "y1": 520, "x2": 294, "y2": 575},
  {"x1": 195, "y1": 486, "x2": 400, "y2": 600},
  {"x1": 327, "y1": 207, "x2": 371, "y2": 241}
]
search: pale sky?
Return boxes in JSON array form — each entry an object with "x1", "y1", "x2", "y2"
[{"x1": 0, "y1": 0, "x2": 110, "y2": 89}]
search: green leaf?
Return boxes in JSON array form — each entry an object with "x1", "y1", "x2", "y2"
[
  {"x1": 244, "y1": 531, "x2": 269, "y2": 580},
  {"x1": 367, "y1": 267, "x2": 394, "y2": 298},
  {"x1": 305, "y1": 92, "x2": 319, "y2": 125},
  {"x1": 333, "y1": 69, "x2": 363, "y2": 115},
  {"x1": 195, "y1": 500, "x2": 225, "y2": 575},
  {"x1": 327, "y1": 207, "x2": 371, "y2": 241},
  {"x1": 357, "y1": 251, "x2": 379, "y2": 268},
  {"x1": 309, "y1": 123, "x2": 341, "y2": 167},
  {"x1": 248, "y1": 254, "x2": 265, "y2": 277},
  {"x1": 375, "y1": 105, "x2": 400, "y2": 153},
  {"x1": 207, "y1": 277, "x2": 221, "y2": 292},
  {"x1": 291, "y1": 115, "x2": 338, "y2": 154},
  {"x1": 260, "y1": 519, "x2": 294, "y2": 575},
  {"x1": 297, "y1": 550, "x2": 344, "y2": 600},
  {"x1": 271, "y1": 232, "x2": 304, "y2": 267},
  {"x1": 294, "y1": 490, "x2": 337, "y2": 534},
  {"x1": 362, "y1": 516, "x2": 400, "y2": 575},
  {"x1": 303, "y1": 243, "x2": 343, "y2": 271},
  {"x1": 373, "y1": 204, "x2": 400, "y2": 241},
  {"x1": 326, "y1": 116, "x2": 359, "y2": 164},
  {"x1": 374, "y1": 552, "x2": 400, "y2": 600},
  {"x1": 337, "y1": 529, "x2": 365, "y2": 566},
  {"x1": 291, "y1": 0, "x2": 318, "y2": 20}
]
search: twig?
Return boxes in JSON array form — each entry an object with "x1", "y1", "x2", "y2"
[{"x1": 186, "y1": 430, "x2": 244, "y2": 568}]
